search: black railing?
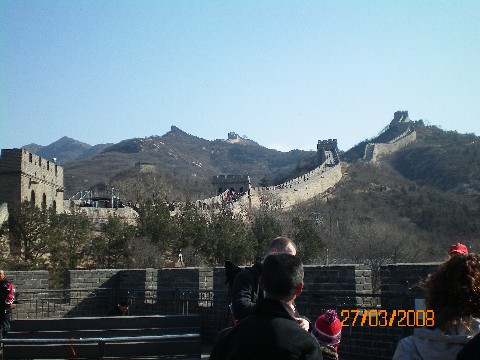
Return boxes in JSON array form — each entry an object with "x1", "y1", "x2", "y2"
[{"x1": 12, "y1": 288, "x2": 422, "y2": 360}]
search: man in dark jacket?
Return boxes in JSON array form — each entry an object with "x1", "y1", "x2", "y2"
[
  {"x1": 231, "y1": 236, "x2": 309, "y2": 330},
  {"x1": 210, "y1": 253, "x2": 322, "y2": 360},
  {"x1": 107, "y1": 298, "x2": 129, "y2": 316}
]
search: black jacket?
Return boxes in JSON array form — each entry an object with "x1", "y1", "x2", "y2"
[
  {"x1": 456, "y1": 332, "x2": 480, "y2": 360},
  {"x1": 210, "y1": 298, "x2": 322, "y2": 360},
  {"x1": 231, "y1": 262, "x2": 262, "y2": 322},
  {"x1": 230, "y1": 262, "x2": 312, "y2": 330}
]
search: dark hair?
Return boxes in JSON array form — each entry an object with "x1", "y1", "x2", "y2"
[
  {"x1": 423, "y1": 254, "x2": 480, "y2": 332},
  {"x1": 267, "y1": 236, "x2": 297, "y2": 254},
  {"x1": 118, "y1": 298, "x2": 130, "y2": 307},
  {"x1": 261, "y1": 253, "x2": 303, "y2": 299}
]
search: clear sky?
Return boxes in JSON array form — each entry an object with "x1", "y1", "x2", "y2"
[{"x1": 1, "y1": 1, "x2": 479, "y2": 152}]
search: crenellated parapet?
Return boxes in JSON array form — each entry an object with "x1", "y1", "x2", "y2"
[
  {"x1": 227, "y1": 132, "x2": 240, "y2": 140},
  {"x1": 393, "y1": 111, "x2": 410, "y2": 123},
  {"x1": 317, "y1": 139, "x2": 339, "y2": 165},
  {"x1": 0, "y1": 148, "x2": 64, "y2": 213},
  {"x1": 317, "y1": 139, "x2": 338, "y2": 151},
  {"x1": 212, "y1": 174, "x2": 251, "y2": 195}
]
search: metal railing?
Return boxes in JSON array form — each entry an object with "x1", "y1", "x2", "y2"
[
  {"x1": 12, "y1": 287, "x2": 422, "y2": 360},
  {"x1": 13, "y1": 287, "x2": 212, "y2": 319}
]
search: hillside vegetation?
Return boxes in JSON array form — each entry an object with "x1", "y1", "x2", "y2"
[
  {"x1": 390, "y1": 125, "x2": 480, "y2": 195},
  {"x1": 18, "y1": 115, "x2": 480, "y2": 269}
]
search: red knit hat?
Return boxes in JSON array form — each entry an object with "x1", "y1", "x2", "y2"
[
  {"x1": 449, "y1": 243, "x2": 468, "y2": 255},
  {"x1": 312, "y1": 310, "x2": 342, "y2": 351}
]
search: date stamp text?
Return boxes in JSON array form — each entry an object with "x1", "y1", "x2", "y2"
[{"x1": 340, "y1": 309, "x2": 434, "y2": 327}]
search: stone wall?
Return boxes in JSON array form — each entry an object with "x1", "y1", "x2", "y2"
[
  {"x1": 212, "y1": 174, "x2": 251, "y2": 195},
  {"x1": 75, "y1": 206, "x2": 139, "y2": 227},
  {"x1": 367, "y1": 130, "x2": 417, "y2": 163},
  {"x1": 245, "y1": 163, "x2": 343, "y2": 210},
  {"x1": 380, "y1": 263, "x2": 439, "y2": 309},
  {"x1": 157, "y1": 267, "x2": 200, "y2": 291},
  {"x1": 393, "y1": 110, "x2": 409, "y2": 123},
  {"x1": 317, "y1": 139, "x2": 339, "y2": 164},
  {"x1": 0, "y1": 148, "x2": 64, "y2": 213},
  {"x1": 9, "y1": 263, "x2": 442, "y2": 360},
  {"x1": 5, "y1": 270, "x2": 49, "y2": 293},
  {"x1": 7, "y1": 270, "x2": 50, "y2": 319},
  {"x1": 65, "y1": 269, "x2": 120, "y2": 289},
  {"x1": 134, "y1": 161, "x2": 157, "y2": 172},
  {"x1": 285, "y1": 265, "x2": 373, "y2": 330}
]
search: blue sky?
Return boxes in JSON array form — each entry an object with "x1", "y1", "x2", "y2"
[{"x1": 1, "y1": 1, "x2": 479, "y2": 152}]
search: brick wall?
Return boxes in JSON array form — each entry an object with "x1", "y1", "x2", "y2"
[
  {"x1": 7, "y1": 270, "x2": 50, "y2": 319},
  {"x1": 5, "y1": 270, "x2": 49, "y2": 294},
  {"x1": 0, "y1": 148, "x2": 64, "y2": 213},
  {"x1": 380, "y1": 263, "x2": 439, "y2": 309},
  {"x1": 9, "y1": 263, "x2": 443, "y2": 359}
]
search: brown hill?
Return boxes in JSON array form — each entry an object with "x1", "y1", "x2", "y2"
[{"x1": 62, "y1": 126, "x2": 315, "y2": 199}]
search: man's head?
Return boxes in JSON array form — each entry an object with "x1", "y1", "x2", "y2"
[
  {"x1": 260, "y1": 253, "x2": 304, "y2": 302},
  {"x1": 423, "y1": 253, "x2": 480, "y2": 330},
  {"x1": 265, "y1": 236, "x2": 297, "y2": 258},
  {"x1": 118, "y1": 299, "x2": 130, "y2": 314},
  {"x1": 0, "y1": 270, "x2": 5, "y2": 281}
]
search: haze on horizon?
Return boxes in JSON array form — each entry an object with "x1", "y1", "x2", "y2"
[{"x1": 1, "y1": 1, "x2": 479, "y2": 153}]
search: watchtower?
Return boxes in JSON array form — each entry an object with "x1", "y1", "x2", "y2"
[
  {"x1": 212, "y1": 175, "x2": 251, "y2": 195},
  {"x1": 392, "y1": 111, "x2": 410, "y2": 123},
  {"x1": 135, "y1": 161, "x2": 157, "y2": 173},
  {"x1": 317, "y1": 139, "x2": 339, "y2": 164},
  {"x1": 0, "y1": 148, "x2": 64, "y2": 213},
  {"x1": 228, "y1": 132, "x2": 240, "y2": 140}
]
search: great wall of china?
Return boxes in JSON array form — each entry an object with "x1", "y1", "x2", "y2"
[
  {"x1": 196, "y1": 111, "x2": 418, "y2": 212},
  {"x1": 196, "y1": 149, "x2": 343, "y2": 212},
  {"x1": 364, "y1": 127, "x2": 416, "y2": 162},
  {"x1": 364, "y1": 111, "x2": 417, "y2": 163},
  {"x1": 0, "y1": 111, "x2": 418, "y2": 221}
]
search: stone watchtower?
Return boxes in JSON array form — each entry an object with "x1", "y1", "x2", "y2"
[
  {"x1": 0, "y1": 148, "x2": 64, "y2": 213},
  {"x1": 227, "y1": 132, "x2": 240, "y2": 140},
  {"x1": 134, "y1": 161, "x2": 157, "y2": 173},
  {"x1": 212, "y1": 175, "x2": 251, "y2": 195},
  {"x1": 392, "y1": 110, "x2": 410, "y2": 123},
  {"x1": 389, "y1": 111, "x2": 412, "y2": 133},
  {"x1": 317, "y1": 139, "x2": 339, "y2": 164}
]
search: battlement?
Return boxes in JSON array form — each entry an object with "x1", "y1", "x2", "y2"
[
  {"x1": 317, "y1": 139, "x2": 338, "y2": 145},
  {"x1": 228, "y1": 132, "x2": 240, "y2": 140},
  {"x1": 212, "y1": 175, "x2": 250, "y2": 182},
  {"x1": 317, "y1": 139, "x2": 338, "y2": 152},
  {"x1": 316, "y1": 139, "x2": 339, "y2": 165},
  {"x1": 0, "y1": 148, "x2": 64, "y2": 212},
  {"x1": 393, "y1": 111, "x2": 410, "y2": 123},
  {"x1": 212, "y1": 174, "x2": 251, "y2": 195}
]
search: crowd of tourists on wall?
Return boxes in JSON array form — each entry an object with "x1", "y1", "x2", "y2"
[{"x1": 197, "y1": 188, "x2": 247, "y2": 211}]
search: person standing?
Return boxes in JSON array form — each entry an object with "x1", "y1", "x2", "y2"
[
  {"x1": 210, "y1": 253, "x2": 322, "y2": 360},
  {"x1": 0, "y1": 270, "x2": 15, "y2": 339},
  {"x1": 312, "y1": 310, "x2": 342, "y2": 360},
  {"x1": 230, "y1": 236, "x2": 309, "y2": 330},
  {"x1": 393, "y1": 254, "x2": 480, "y2": 360}
]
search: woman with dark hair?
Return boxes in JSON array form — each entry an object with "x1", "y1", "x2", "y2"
[{"x1": 393, "y1": 254, "x2": 480, "y2": 360}]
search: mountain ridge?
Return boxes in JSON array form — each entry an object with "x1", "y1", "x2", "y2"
[
  {"x1": 18, "y1": 117, "x2": 480, "y2": 202},
  {"x1": 22, "y1": 136, "x2": 113, "y2": 163}
]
